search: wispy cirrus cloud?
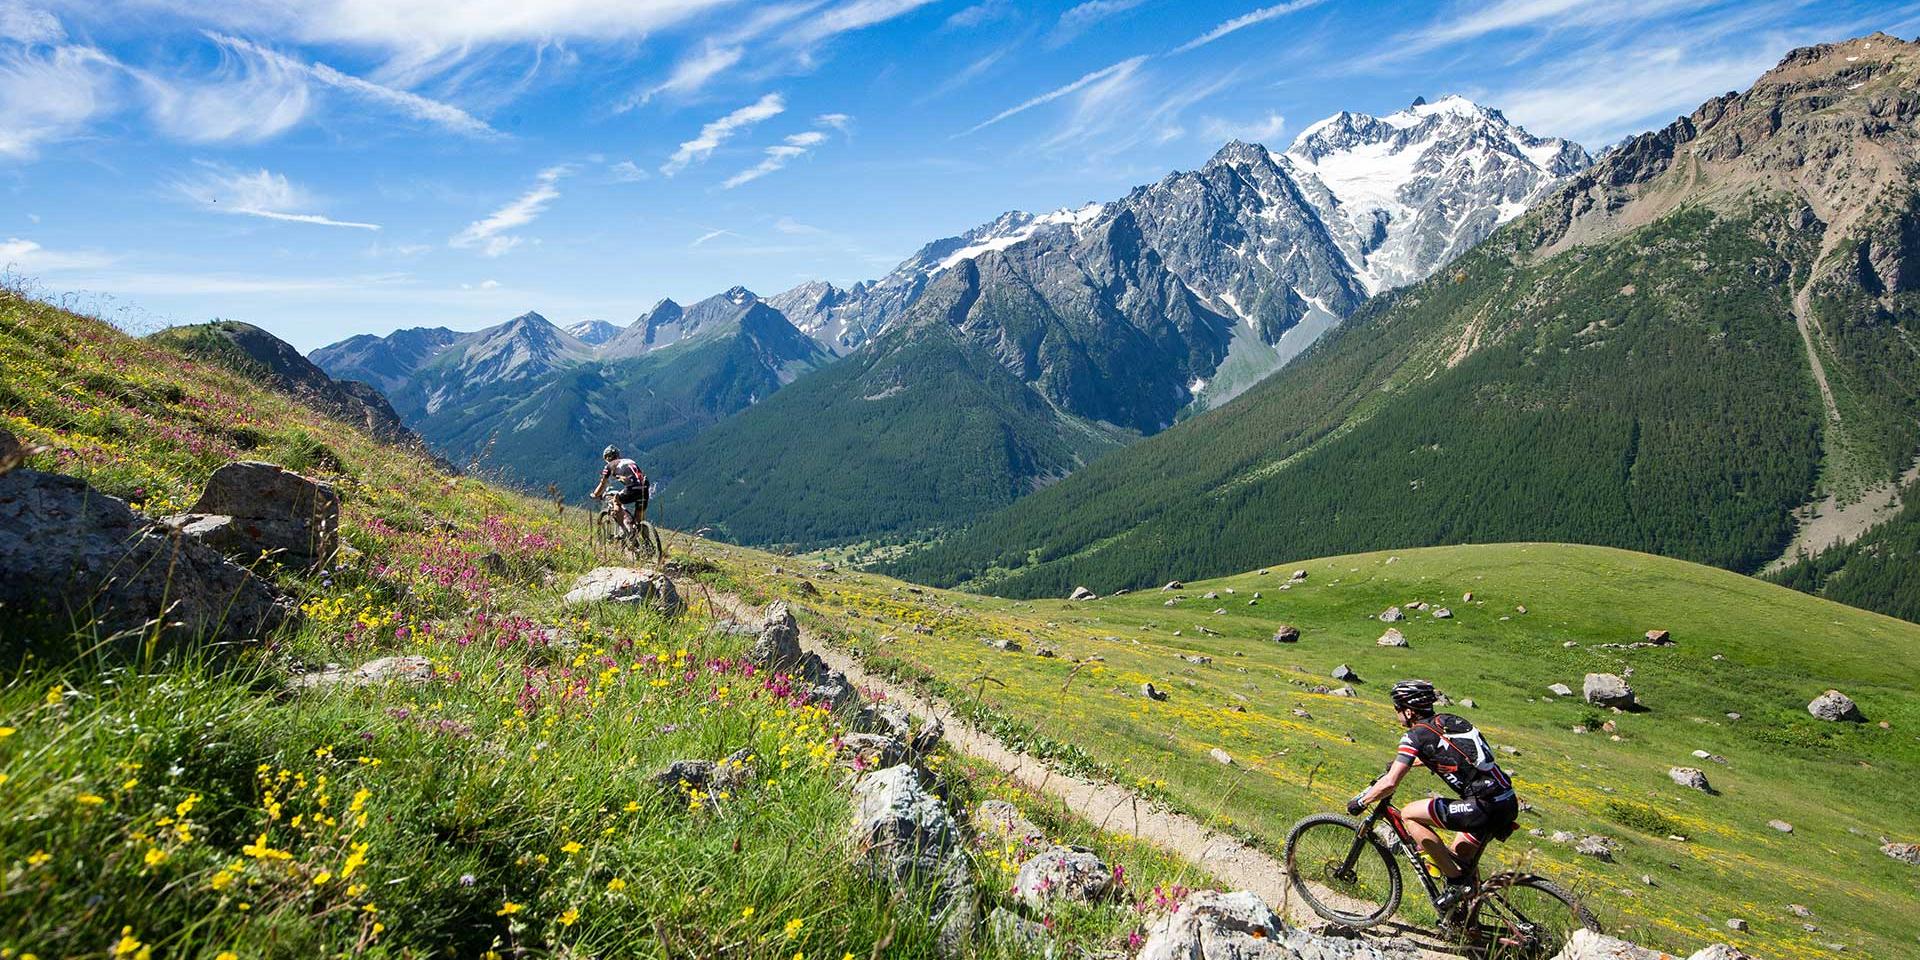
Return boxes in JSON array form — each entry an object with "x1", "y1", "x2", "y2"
[
  {"x1": 1198, "y1": 110, "x2": 1286, "y2": 146},
  {"x1": 207, "y1": 33, "x2": 498, "y2": 138},
  {"x1": 661, "y1": 93, "x2": 785, "y2": 175},
  {"x1": 778, "y1": 0, "x2": 940, "y2": 48},
  {"x1": 624, "y1": 42, "x2": 743, "y2": 107},
  {"x1": 176, "y1": 164, "x2": 382, "y2": 229},
  {"x1": 449, "y1": 165, "x2": 569, "y2": 255},
  {"x1": 0, "y1": 236, "x2": 114, "y2": 271},
  {"x1": 133, "y1": 37, "x2": 312, "y2": 144},
  {"x1": 0, "y1": 43, "x2": 117, "y2": 158},
  {"x1": 1169, "y1": 0, "x2": 1327, "y2": 55},
  {"x1": 944, "y1": 0, "x2": 1015, "y2": 30},
  {"x1": 1048, "y1": 0, "x2": 1145, "y2": 48},
  {"x1": 723, "y1": 113, "x2": 849, "y2": 188},
  {"x1": 961, "y1": 55, "x2": 1147, "y2": 136}
]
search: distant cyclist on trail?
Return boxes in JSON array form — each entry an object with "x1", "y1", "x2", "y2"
[
  {"x1": 591, "y1": 444, "x2": 665, "y2": 561},
  {"x1": 1347, "y1": 679, "x2": 1518, "y2": 914}
]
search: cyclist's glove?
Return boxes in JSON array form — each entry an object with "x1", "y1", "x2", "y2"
[{"x1": 1346, "y1": 795, "x2": 1368, "y2": 816}]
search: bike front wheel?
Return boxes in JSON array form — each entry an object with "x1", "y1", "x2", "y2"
[
  {"x1": 1283, "y1": 813, "x2": 1402, "y2": 928},
  {"x1": 1465, "y1": 873, "x2": 1600, "y2": 959}
]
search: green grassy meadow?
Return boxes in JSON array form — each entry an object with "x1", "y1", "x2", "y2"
[
  {"x1": 0, "y1": 292, "x2": 1207, "y2": 959},
  {"x1": 722, "y1": 542, "x2": 1920, "y2": 960}
]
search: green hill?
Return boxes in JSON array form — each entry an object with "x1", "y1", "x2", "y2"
[
  {"x1": 724, "y1": 540, "x2": 1920, "y2": 959},
  {"x1": 0, "y1": 291, "x2": 1204, "y2": 959},
  {"x1": 889, "y1": 35, "x2": 1920, "y2": 623}
]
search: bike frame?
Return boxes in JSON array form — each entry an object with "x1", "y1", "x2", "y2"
[{"x1": 1342, "y1": 794, "x2": 1456, "y2": 911}]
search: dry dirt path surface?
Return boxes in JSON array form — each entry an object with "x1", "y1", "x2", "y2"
[{"x1": 706, "y1": 592, "x2": 1457, "y2": 958}]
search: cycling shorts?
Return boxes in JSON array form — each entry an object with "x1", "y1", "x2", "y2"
[
  {"x1": 1433, "y1": 789, "x2": 1518, "y2": 844},
  {"x1": 614, "y1": 486, "x2": 648, "y2": 508}
]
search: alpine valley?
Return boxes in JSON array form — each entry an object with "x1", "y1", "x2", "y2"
[
  {"x1": 893, "y1": 34, "x2": 1920, "y2": 625},
  {"x1": 315, "y1": 95, "x2": 1589, "y2": 541}
]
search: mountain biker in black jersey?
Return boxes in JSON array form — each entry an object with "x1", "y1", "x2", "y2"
[
  {"x1": 591, "y1": 445, "x2": 649, "y2": 526},
  {"x1": 1347, "y1": 679, "x2": 1519, "y2": 914}
]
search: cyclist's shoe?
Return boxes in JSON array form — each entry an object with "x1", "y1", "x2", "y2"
[{"x1": 1434, "y1": 876, "x2": 1475, "y2": 917}]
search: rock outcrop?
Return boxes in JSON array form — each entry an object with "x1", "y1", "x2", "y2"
[
  {"x1": 1013, "y1": 845, "x2": 1113, "y2": 909},
  {"x1": 0, "y1": 468, "x2": 289, "y2": 655},
  {"x1": 560, "y1": 567, "x2": 683, "y2": 615},
  {"x1": 849, "y1": 765, "x2": 974, "y2": 952},
  {"x1": 163, "y1": 460, "x2": 341, "y2": 570}
]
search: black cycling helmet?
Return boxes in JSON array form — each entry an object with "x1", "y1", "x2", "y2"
[
  {"x1": 603, "y1": 445, "x2": 620, "y2": 459},
  {"x1": 1390, "y1": 679, "x2": 1438, "y2": 712}
]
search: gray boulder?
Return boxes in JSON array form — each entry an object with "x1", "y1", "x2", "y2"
[
  {"x1": 1433, "y1": 607, "x2": 1452, "y2": 619},
  {"x1": 1332, "y1": 664, "x2": 1358, "y2": 682},
  {"x1": 1272, "y1": 624, "x2": 1301, "y2": 643},
  {"x1": 1668, "y1": 767, "x2": 1712, "y2": 792},
  {"x1": 1548, "y1": 929, "x2": 1674, "y2": 959},
  {"x1": 1584, "y1": 673, "x2": 1635, "y2": 708},
  {"x1": 1807, "y1": 689, "x2": 1864, "y2": 722},
  {"x1": 1379, "y1": 606, "x2": 1404, "y2": 622},
  {"x1": 293, "y1": 655, "x2": 433, "y2": 690},
  {"x1": 850, "y1": 765, "x2": 974, "y2": 952},
  {"x1": 1882, "y1": 841, "x2": 1920, "y2": 865},
  {"x1": 1135, "y1": 890, "x2": 1288, "y2": 960},
  {"x1": 1376, "y1": 628, "x2": 1407, "y2": 647},
  {"x1": 1575, "y1": 835, "x2": 1617, "y2": 861},
  {"x1": 748, "y1": 601, "x2": 804, "y2": 669},
  {"x1": 1142, "y1": 681, "x2": 1169, "y2": 701},
  {"x1": 0, "y1": 468, "x2": 289, "y2": 656},
  {"x1": 1013, "y1": 845, "x2": 1112, "y2": 908},
  {"x1": 1069, "y1": 586, "x2": 1097, "y2": 601},
  {"x1": 973, "y1": 799, "x2": 1046, "y2": 850},
  {"x1": 841, "y1": 732, "x2": 909, "y2": 769},
  {"x1": 1548, "y1": 683, "x2": 1574, "y2": 697},
  {"x1": 985, "y1": 907, "x2": 1054, "y2": 958},
  {"x1": 561, "y1": 567, "x2": 683, "y2": 615},
  {"x1": 1688, "y1": 946, "x2": 1756, "y2": 960},
  {"x1": 166, "y1": 460, "x2": 340, "y2": 569}
]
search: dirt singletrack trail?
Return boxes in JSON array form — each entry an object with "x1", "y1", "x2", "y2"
[{"x1": 704, "y1": 592, "x2": 1458, "y2": 958}]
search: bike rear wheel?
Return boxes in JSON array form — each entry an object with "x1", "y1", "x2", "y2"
[
  {"x1": 1465, "y1": 874, "x2": 1599, "y2": 959},
  {"x1": 1284, "y1": 813, "x2": 1402, "y2": 928}
]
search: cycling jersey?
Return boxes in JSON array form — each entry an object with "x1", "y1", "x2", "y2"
[
  {"x1": 1393, "y1": 713, "x2": 1514, "y2": 801},
  {"x1": 601, "y1": 458, "x2": 646, "y2": 490}
]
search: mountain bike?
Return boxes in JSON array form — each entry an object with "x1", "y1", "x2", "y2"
[
  {"x1": 1284, "y1": 795, "x2": 1598, "y2": 959},
  {"x1": 593, "y1": 492, "x2": 666, "y2": 563}
]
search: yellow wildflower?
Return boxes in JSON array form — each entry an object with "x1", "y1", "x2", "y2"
[
  {"x1": 742, "y1": 906, "x2": 755, "y2": 919},
  {"x1": 26, "y1": 850, "x2": 50, "y2": 867},
  {"x1": 497, "y1": 901, "x2": 524, "y2": 916},
  {"x1": 606, "y1": 877, "x2": 628, "y2": 892},
  {"x1": 312, "y1": 870, "x2": 333, "y2": 885},
  {"x1": 143, "y1": 848, "x2": 168, "y2": 868},
  {"x1": 560, "y1": 840, "x2": 583, "y2": 855},
  {"x1": 785, "y1": 917, "x2": 804, "y2": 938},
  {"x1": 558, "y1": 908, "x2": 579, "y2": 927}
]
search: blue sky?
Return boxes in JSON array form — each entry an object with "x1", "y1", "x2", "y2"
[{"x1": 3, "y1": 0, "x2": 1916, "y2": 351}]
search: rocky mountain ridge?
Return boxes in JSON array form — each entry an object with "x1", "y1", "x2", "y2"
[{"x1": 891, "y1": 32, "x2": 1920, "y2": 621}]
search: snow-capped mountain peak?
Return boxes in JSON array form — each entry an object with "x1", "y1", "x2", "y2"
[{"x1": 1282, "y1": 95, "x2": 1591, "y2": 292}]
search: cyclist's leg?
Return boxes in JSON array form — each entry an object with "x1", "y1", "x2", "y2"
[
  {"x1": 634, "y1": 502, "x2": 666, "y2": 560},
  {"x1": 1403, "y1": 799, "x2": 1466, "y2": 879}
]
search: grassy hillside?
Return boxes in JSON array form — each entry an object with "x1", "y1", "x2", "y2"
[
  {"x1": 0, "y1": 291, "x2": 1207, "y2": 958},
  {"x1": 714, "y1": 541, "x2": 1920, "y2": 960}
]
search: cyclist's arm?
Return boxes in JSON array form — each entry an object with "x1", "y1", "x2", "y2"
[
  {"x1": 1355, "y1": 756, "x2": 1413, "y2": 807},
  {"x1": 590, "y1": 466, "x2": 610, "y2": 499}
]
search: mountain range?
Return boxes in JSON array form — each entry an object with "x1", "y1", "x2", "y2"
[
  {"x1": 311, "y1": 95, "x2": 1590, "y2": 544},
  {"x1": 890, "y1": 34, "x2": 1920, "y2": 622}
]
